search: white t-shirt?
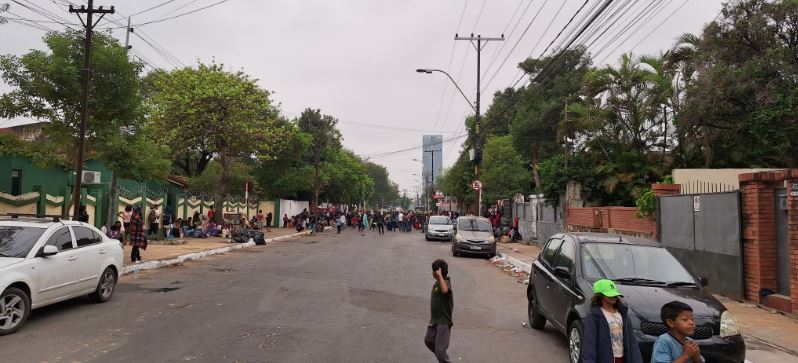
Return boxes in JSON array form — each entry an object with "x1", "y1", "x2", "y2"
[{"x1": 601, "y1": 308, "x2": 624, "y2": 358}]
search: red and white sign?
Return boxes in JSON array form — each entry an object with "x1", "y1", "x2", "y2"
[
  {"x1": 432, "y1": 192, "x2": 445, "y2": 200},
  {"x1": 472, "y1": 180, "x2": 482, "y2": 191}
]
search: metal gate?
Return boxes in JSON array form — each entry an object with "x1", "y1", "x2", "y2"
[
  {"x1": 657, "y1": 192, "x2": 744, "y2": 298},
  {"x1": 776, "y1": 188, "x2": 790, "y2": 296},
  {"x1": 537, "y1": 201, "x2": 564, "y2": 246}
]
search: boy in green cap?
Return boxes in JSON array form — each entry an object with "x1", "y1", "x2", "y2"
[{"x1": 424, "y1": 259, "x2": 453, "y2": 363}]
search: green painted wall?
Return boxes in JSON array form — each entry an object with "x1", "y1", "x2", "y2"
[{"x1": 0, "y1": 156, "x2": 71, "y2": 194}]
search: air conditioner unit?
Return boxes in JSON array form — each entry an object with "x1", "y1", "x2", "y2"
[{"x1": 82, "y1": 171, "x2": 101, "y2": 184}]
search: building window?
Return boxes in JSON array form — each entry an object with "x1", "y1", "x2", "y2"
[{"x1": 11, "y1": 169, "x2": 22, "y2": 196}]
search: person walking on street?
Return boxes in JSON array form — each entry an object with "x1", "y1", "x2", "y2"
[
  {"x1": 376, "y1": 211, "x2": 385, "y2": 235},
  {"x1": 283, "y1": 214, "x2": 289, "y2": 228},
  {"x1": 265, "y1": 212, "x2": 273, "y2": 232},
  {"x1": 129, "y1": 205, "x2": 147, "y2": 263},
  {"x1": 361, "y1": 212, "x2": 369, "y2": 232},
  {"x1": 425, "y1": 259, "x2": 453, "y2": 363},
  {"x1": 581, "y1": 279, "x2": 643, "y2": 363}
]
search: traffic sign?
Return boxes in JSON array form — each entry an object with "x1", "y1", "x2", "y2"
[{"x1": 472, "y1": 180, "x2": 482, "y2": 191}]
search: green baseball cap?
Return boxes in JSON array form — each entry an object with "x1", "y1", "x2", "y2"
[{"x1": 593, "y1": 279, "x2": 623, "y2": 297}]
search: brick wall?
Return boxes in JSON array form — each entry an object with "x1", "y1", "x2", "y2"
[
  {"x1": 738, "y1": 169, "x2": 798, "y2": 310},
  {"x1": 566, "y1": 206, "x2": 656, "y2": 238}
]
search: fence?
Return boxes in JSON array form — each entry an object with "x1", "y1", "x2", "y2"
[
  {"x1": 536, "y1": 197, "x2": 564, "y2": 246},
  {"x1": 657, "y1": 191, "x2": 744, "y2": 298},
  {"x1": 512, "y1": 199, "x2": 538, "y2": 243},
  {"x1": 566, "y1": 206, "x2": 656, "y2": 238}
]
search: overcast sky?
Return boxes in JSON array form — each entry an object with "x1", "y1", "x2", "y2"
[{"x1": 0, "y1": 0, "x2": 726, "y2": 194}]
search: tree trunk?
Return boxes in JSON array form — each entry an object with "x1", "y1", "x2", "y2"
[
  {"x1": 106, "y1": 172, "x2": 118, "y2": 228},
  {"x1": 214, "y1": 153, "x2": 231, "y2": 225}
]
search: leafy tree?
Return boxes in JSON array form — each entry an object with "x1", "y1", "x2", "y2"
[
  {"x1": 671, "y1": 0, "x2": 798, "y2": 167},
  {"x1": 322, "y1": 149, "x2": 373, "y2": 206},
  {"x1": 296, "y1": 108, "x2": 342, "y2": 214},
  {"x1": 187, "y1": 159, "x2": 254, "y2": 197},
  {"x1": 147, "y1": 62, "x2": 287, "y2": 223},
  {"x1": 436, "y1": 150, "x2": 475, "y2": 212},
  {"x1": 364, "y1": 162, "x2": 400, "y2": 208},
  {"x1": 480, "y1": 135, "x2": 531, "y2": 204},
  {"x1": 0, "y1": 30, "x2": 145, "y2": 164}
]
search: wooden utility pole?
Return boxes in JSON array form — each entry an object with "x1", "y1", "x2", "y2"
[
  {"x1": 68, "y1": 0, "x2": 114, "y2": 219},
  {"x1": 454, "y1": 33, "x2": 503, "y2": 216}
]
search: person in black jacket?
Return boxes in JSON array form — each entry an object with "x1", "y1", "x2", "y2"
[{"x1": 581, "y1": 279, "x2": 643, "y2": 363}]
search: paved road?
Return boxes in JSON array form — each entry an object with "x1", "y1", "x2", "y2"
[{"x1": 1, "y1": 227, "x2": 568, "y2": 363}]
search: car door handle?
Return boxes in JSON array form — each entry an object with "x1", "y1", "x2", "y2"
[
  {"x1": 99, "y1": 249, "x2": 106, "y2": 255},
  {"x1": 68, "y1": 256, "x2": 77, "y2": 261}
]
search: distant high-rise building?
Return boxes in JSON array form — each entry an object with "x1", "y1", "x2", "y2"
[{"x1": 422, "y1": 135, "x2": 443, "y2": 186}]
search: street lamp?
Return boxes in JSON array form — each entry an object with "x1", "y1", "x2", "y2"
[
  {"x1": 416, "y1": 69, "x2": 476, "y2": 113},
  {"x1": 417, "y1": 67, "x2": 484, "y2": 215}
]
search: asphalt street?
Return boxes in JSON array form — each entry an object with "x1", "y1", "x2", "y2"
[{"x1": 0, "y1": 227, "x2": 569, "y2": 363}]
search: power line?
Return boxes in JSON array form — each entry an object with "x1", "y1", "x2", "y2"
[
  {"x1": 110, "y1": 0, "x2": 233, "y2": 28},
  {"x1": 431, "y1": 0, "x2": 470, "y2": 132},
  {"x1": 505, "y1": 0, "x2": 567, "y2": 89},
  {"x1": 128, "y1": 0, "x2": 178, "y2": 17},
  {"x1": 338, "y1": 120, "x2": 459, "y2": 134},
  {"x1": 481, "y1": 0, "x2": 550, "y2": 92},
  {"x1": 629, "y1": 0, "x2": 690, "y2": 52}
]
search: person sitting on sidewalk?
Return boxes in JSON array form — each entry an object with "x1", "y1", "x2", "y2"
[
  {"x1": 651, "y1": 301, "x2": 704, "y2": 363},
  {"x1": 106, "y1": 221, "x2": 123, "y2": 242}
]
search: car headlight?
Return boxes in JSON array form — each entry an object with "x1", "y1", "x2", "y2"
[
  {"x1": 455, "y1": 234, "x2": 464, "y2": 242},
  {"x1": 720, "y1": 310, "x2": 740, "y2": 337},
  {"x1": 487, "y1": 235, "x2": 495, "y2": 243}
]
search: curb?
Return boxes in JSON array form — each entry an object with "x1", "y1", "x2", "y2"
[
  {"x1": 496, "y1": 250, "x2": 533, "y2": 274},
  {"x1": 121, "y1": 231, "x2": 307, "y2": 275}
]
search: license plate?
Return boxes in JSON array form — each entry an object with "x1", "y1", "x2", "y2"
[
  {"x1": 437, "y1": 233, "x2": 446, "y2": 236},
  {"x1": 470, "y1": 246, "x2": 482, "y2": 250}
]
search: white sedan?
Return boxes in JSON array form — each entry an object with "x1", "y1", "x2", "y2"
[{"x1": 0, "y1": 217, "x2": 124, "y2": 335}]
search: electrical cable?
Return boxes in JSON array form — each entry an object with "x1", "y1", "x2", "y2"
[
  {"x1": 128, "y1": 0, "x2": 178, "y2": 17},
  {"x1": 431, "y1": 0, "x2": 470, "y2": 132},
  {"x1": 109, "y1": 0, "x2": 233, "y2": 29}
]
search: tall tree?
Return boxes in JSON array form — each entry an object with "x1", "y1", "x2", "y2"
[
  {"x1": 147, "y1": 62, "x2": 286, "y2": 223},
  {"x1": 296, "y1": 108, "x2": 341, "y2": 215},
  {"x1": 364, "y1": 162, "x2": 400, "y2": 208},
  {"x1": 481, "y1": 135, "x2": 532, "y2": 204}
]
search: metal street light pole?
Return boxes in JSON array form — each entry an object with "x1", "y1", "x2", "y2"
[{"x1": 417, "y1": 32, "x2": 503, "y2": 216}]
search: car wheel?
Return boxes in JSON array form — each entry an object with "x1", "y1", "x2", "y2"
[
  {"x1": 568, "y1": 319, "x2": 584, "y2": 363},
  {"x1": 425, "y1": 236, "x2": 430, "y2": 241},
  {"x1": 0, "y1": 287, "x2": 31, "y2": 336},
  {"x1": 527, "y1": 297, "x2": 546, "y2": 329},
  {"x1": 90, "y1": 267, "x2": 117, "y2": 303}
]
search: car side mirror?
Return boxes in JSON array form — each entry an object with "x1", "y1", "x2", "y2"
[
  {"x1": 698, "y1": 277, "x2": 708, "y2": 287},
  {"x1": 40, "y1": 245, "x2": 58, "y2": 257},
  {"x1": 553, "y1": 266, "x2": 570, "y2": 279}
]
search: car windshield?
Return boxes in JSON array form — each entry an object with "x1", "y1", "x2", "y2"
[
  {"x1": 0, "y1": 226, "x2": 46, "y2": 258},
  {"x1": 458, "y1": 219, "x2": 491, "y2": 232},
  {"x1": 429, "y1": 216, "x2": 450, "y2": 225},
  {"x1": 581, "y1": 243, "x2": 696, "y2": 285}
]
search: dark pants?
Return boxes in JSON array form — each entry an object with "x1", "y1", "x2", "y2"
[
  {"x1": 424, "y1": 324, "x2": 451, "y2": 363},
  {"x1": 377, "y1": 223, "x2": 384, "y2": 234},
  {"x1": 131, "y1": 246, "x2": 142, "y2": 262},
  {"x1": 149, "y1": 223, "x2": 159, "y2": 237},
  {"x1": 336, "y1": 224, "x2": 342, "y2": 233}
]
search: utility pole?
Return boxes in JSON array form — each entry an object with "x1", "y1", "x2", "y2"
[
  {"x1": 454, "y1": 33, "x2": 503, "y2": 216},
  {"x1": 105, "y1": 17, "x2": 131, "y2": 227},
  {"x1": 68, "y1": 0, "x2": 114, "y2": 219}
]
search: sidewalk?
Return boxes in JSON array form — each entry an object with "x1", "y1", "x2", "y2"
[
  {"x1": 492, "y1": 241, "x2": 798, "y2": 360},
  {"x1": 120, "y1": 227, "x2": 305, "y2": 275}
]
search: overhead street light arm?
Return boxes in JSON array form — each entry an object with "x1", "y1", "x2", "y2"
[{"x1": 416, "y1": 68, "x2": 477, "y2": 113}]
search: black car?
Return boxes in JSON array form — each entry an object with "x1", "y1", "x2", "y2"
[{"x1": 527, "y1": 233, "x2": 745, "y2": 363}]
